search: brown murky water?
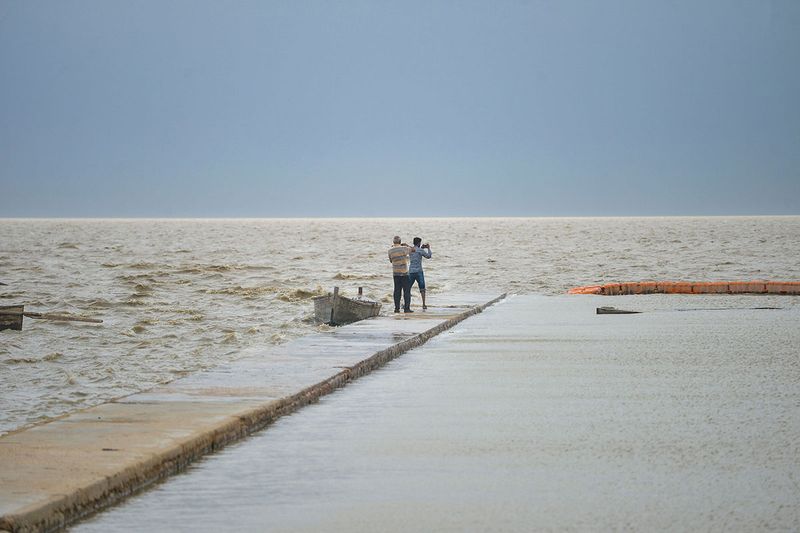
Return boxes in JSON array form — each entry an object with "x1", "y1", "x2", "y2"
[{"x1": 2, "y1": 216, "x2": 799, "y2": 435}]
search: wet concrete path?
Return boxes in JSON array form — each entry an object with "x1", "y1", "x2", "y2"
[
  {"x1": 74, "y1": 294, "x2": 800, "y2": 532},
  {"x1": 0, "y1": 294, "x2": 503, "y2": 532}
]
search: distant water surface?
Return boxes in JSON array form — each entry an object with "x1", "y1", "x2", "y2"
[{"x1": 1, "y1": 216, "x2": 798, "y2": 435}]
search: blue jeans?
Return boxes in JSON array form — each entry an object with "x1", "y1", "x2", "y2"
[
  {"x1": 408, "y1": 271, "x2": 426, "y2": 291},
  {"x1": 393, "y1": 274, "x2": 411, "y2": 311}
]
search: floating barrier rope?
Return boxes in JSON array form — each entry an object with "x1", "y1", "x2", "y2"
[{"x1": 568, "y1": 281, "x2": 800, "y2": 296}]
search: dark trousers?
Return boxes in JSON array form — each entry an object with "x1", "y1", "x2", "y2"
[{"x1": 393, "y1": 274, "x2": 411, "y2": 311}]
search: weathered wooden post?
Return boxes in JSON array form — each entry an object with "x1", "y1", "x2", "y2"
[
  {"x1": 330, "y1": 286, "x2": 339, "y2": 325},
  {"x1": 0, "y1": 305, "x2": 24, "y2": 331}
]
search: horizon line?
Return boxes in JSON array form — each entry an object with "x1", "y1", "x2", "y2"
[{"x1": 1, "y1": 214, "x2": 798, "y2": 221}]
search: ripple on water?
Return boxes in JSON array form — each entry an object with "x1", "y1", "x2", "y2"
[
  {"x1": 204, "y1": 285, "x2": 280, "y2": 298},
  {"x1": 332, "y1": 272, "x2": 382, "y2": 280},
  {"x1": 4, "y1": 357, "x2": 40, "y2": 365},
  {"x1": 0, "y1": 292, "x2": 25, "y2": 299}
]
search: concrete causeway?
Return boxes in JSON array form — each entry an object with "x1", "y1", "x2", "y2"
[
  {"x1": 74, "y1": 294, "x2": 800, "y2": 532},
  {"x1": 0, "y1": 293, "x2": 505, "y2": 533}
]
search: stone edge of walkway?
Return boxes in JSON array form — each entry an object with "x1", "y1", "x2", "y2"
[{"x1": 0, "y1": 294, "x2": 506, "y2": 533}]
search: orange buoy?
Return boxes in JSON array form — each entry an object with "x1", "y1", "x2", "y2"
[{"x1": 567, "y1": 285, "x2": 603, "y2": 295}]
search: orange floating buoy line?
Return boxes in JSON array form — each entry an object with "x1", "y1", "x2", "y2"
[{"x1": 568, "y1": 281, "x2": 800, "y2": 296}]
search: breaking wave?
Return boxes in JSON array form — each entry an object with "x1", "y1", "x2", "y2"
[
  {"x1": 205, "y1": 285, "x2": 280, "y2": 298},
  {"x1": 176, "y1": 264, "x2": 275, "y2": 275},
  {"x1": 277, "y1": 287, "x2": 327, "y2": 302},
  {"x1": 332, "y1": 272, "x2": 382, "y2": 280}
]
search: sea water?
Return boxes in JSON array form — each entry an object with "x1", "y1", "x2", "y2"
[{"x1": 1, "y1": 216, "x2": 799, "y2": 435}]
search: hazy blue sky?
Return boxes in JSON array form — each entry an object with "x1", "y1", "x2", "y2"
[{"x1": 1, "y1": 1, "x2": 798, "y2": 217}]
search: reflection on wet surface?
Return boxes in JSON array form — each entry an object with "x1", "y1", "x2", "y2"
[{"x1": 75, "y1": 295, "x2": 800, "y2": 532}]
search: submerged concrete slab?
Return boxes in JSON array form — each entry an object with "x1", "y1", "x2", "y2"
[
  {"x1": 73, "y1": 293, "x2": 800, "y2": 532},
  {"x1": 0, "y1": 293, "x2": 504, "y2": 533}
]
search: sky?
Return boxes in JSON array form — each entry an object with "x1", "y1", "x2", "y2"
[{"x1": 1, "y1": 0, "x2": 798, "y2": 217}]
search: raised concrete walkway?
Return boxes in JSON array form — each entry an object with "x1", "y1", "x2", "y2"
[{"x1": 0, "y1": 293, "x2": 504, "y2": 533}]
